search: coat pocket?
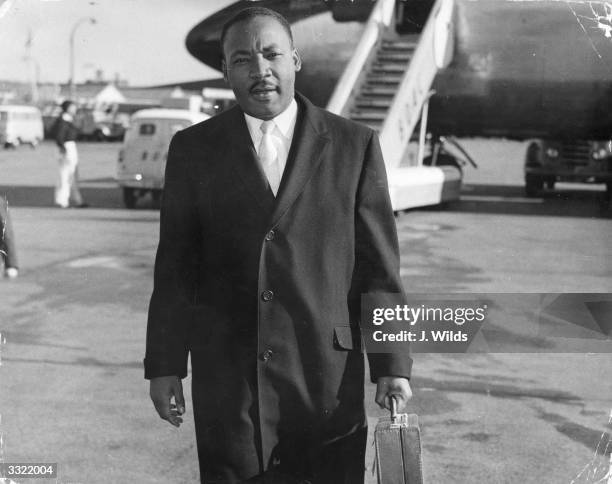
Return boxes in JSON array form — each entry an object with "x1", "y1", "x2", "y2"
[{"x1": 333, "y1": 325, "x2": 362, "y2": 351}]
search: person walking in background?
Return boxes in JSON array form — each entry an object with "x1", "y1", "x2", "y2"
[
  {"x1": 53, "y1": 100, "x2": 88, "y2": 208},
  {"x1": 0, "y1": 195, "x2": 18, "y2": 279}
]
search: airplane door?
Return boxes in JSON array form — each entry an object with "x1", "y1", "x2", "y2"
[{"x1": 396, "y1": 0, "x2": 436, "y2": 34}]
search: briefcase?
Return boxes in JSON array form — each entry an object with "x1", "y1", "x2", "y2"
[{"x1": 374, "y1": 397, "x2": 424, "y2": 484}]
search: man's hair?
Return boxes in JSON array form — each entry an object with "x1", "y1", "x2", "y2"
[
  {"x1": 60, "y1": 100, "x2": 75, "y2": 112},
  {"x1": 220, "y1": 7, "x2": 294, "y2": 58}
]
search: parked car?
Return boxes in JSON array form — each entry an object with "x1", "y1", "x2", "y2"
[{"x1": 74, "y1": 107, "x2": 114, "y2": 141}]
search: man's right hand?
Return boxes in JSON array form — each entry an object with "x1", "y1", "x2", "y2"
[{"x1": 150, "y1": 376, "x2": 185, "y2": 428}]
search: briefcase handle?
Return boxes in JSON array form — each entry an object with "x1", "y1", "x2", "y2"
[
  {"x1": 390, "y1": 395, "x2": 415, "y2": 428},
  {"x1": 390, "y1": 395, "x2": 399, "y2": 423}
]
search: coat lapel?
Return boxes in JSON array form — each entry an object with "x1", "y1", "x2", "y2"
[
  {"x1": 270, "y1": 94, "x2": 330, "y2": 227},
  {"x1": 225, "y1": 107, "x2": 275, "y2": 213}
]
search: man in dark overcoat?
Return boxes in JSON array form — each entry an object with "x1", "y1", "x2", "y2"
[{"x1": 145, "y1": 7, "x2": 413, "y2": 483}]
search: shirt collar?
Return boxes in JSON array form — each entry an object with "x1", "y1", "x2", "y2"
[{"x1": 244, "y1": 98, "x2": 298, "y2": 141}]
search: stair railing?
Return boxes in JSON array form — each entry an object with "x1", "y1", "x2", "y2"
[
  {"x1": 326, "y1": 0, "x2": 396, "y2": 117},
  {"x1": 379, "y1": 0, "x2": 454, "y2": 170}
]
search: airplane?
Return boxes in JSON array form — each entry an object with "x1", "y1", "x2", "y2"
[{"x1": 178, "y1": 0, "x2": 612, "y2": 208}]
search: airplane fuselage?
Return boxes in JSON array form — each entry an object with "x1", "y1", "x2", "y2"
[{"x1": 186, "y1": 0, "x2": 612, "y2": 140}]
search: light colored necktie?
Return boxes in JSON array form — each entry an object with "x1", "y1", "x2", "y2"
[{"x1": 258, "y1": 120, "x2": 281, "y2": 196}]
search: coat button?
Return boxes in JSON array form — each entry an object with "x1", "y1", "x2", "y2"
[
  {"x1": 265, "y1": 230, "x2": 276, "y2": 241},
  {"x1": 260, "y1": 349, "x2": 273, "y2": 362},
  {"x1": 261, "y1": 290, "x2": 274, "y2": 301}
]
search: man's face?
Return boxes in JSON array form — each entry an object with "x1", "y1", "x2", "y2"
[{"x1": 222, "y1": 16, "x2": 301, "y2": 120}]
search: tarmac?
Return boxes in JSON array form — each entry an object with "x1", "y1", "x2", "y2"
[{"x1": 0, "y1": 140, "x2": 610, "y2": 483}]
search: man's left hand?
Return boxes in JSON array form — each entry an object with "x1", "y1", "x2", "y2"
[{"x1": 375, "y1": 376, "x2": 412, "y2": 412}]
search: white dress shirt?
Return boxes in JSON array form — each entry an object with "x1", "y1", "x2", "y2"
[{"x1": 244, "y1": 99, "x2": 298, "y2": 188}]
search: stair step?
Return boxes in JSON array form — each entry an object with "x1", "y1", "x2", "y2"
[
  {"x1": 357, "y1": 89, "x2": 396, "y2": 98},
  {"x1": 381, "y1": 40, "x2": 418, "y2": 51},
  {"x1": 363, "y1": 81, "x2": 402, "y2": 90},
  {"x1": 353, "y1": 97, "x2": 393, "y2": 108},
  {"x1": 371, "y1": 63, "x2": 407, "y2": 73},
  {"x1": 360, "y1": 85, "x2": 399, "y2": 96},
  {"x1": 376, "y1": 52, "x2": 413, "y2": 63},
  {"x1": 350, "y1": 110, "x2": 388, "y2": 121},
  {"x1": 364, "y1": 73, "x2": 403, "y2": 84}
]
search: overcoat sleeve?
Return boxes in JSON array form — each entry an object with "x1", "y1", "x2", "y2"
[
  {"x1": 352, "y1": 131, "x2": 413, "y2": 383},
  {"x1": 144, "y1": 130, "x2": 201, "y2": 379}
]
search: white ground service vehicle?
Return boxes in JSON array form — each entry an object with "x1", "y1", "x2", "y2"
[
  {"x1": 0, "y1": 105, "x2": 44, "y2": 148},
  {"x1": 116, "y1": 108, "x2": 208, "y2": 208}
]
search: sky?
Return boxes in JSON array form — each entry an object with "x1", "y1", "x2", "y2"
[{"x1": 0, "y1": 0, "x2": 233, "y2": 86}]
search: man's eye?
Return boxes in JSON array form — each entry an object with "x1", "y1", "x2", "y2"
[
  {"x1": 234, "y1": 58, "x2": 248, "y2": 64},
  {"x1": 266, "y1": 52, "x2": 281, "y2": 59}
]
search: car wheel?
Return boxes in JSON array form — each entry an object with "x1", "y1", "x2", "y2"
[
  {"x1": 525, "y1": 175, "x2": 543, "y2": 197},
  {"x1": 123, "y1": 187, "x2": 137, "y2": 209}
]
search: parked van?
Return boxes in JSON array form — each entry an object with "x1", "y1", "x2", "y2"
[
  {"x1": 0, "y1": 105, "x2": 44, "y2": 148},
  {"x1": 116, "y1": 108, "x2": 208, "y2": 208}
]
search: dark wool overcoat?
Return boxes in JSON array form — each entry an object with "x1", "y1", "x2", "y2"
[{"x1": 145, "y1": 92, "x2": 412, "y2": 481}]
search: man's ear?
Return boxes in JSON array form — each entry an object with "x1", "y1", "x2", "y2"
[
  {"x1": 222, "y1": 58, "x2": 229, "y2": 83},
  {"x1": 292, "y1": 49, "x2": 302, "y2": 72}
]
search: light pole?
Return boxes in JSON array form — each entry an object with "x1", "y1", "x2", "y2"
[
  {"x1": 23, "y1": 28, "x2": 39, "y2": 104},
  {"x1": 69, "y1": 17, "x2": 96, "y2": 100},
  {"x1": 22, "y1": 55, "x2": 40, "y2": 104}
]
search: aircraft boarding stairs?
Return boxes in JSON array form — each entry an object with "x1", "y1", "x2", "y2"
[
  {"x1": 327, "y1": 0, "x2": 461, "y2": 211},
  {"x1": 350, "y1": 38, "x2": 418, "y2": 130}
]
